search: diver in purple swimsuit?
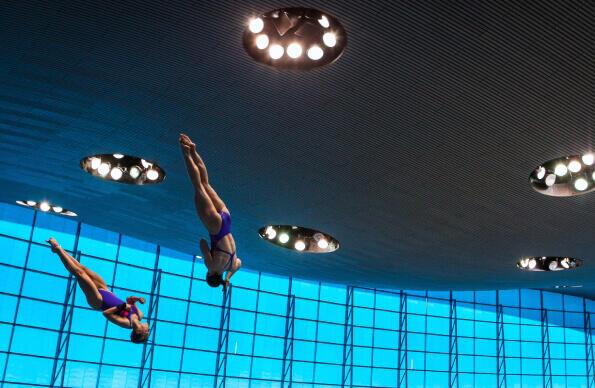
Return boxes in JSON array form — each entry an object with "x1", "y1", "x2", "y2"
[
  {"x1": 46, "y1": 238, "x2": 150, "y2": 343},
  {"x1": 180, "y1": 133, "x2": 242, "y2": 288}
]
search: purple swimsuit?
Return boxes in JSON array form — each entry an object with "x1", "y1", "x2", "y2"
[
  {"x1": 98, "y1": 289, "x2": 138, "y2": 322},
  {"x1": 209, "y1": 211, "x2": 235, "y2": 271}
]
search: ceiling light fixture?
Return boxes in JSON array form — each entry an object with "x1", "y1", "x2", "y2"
[
  {"x1": 243, "y1": 7, "x2": 347, "y2": 70},
  {"x1": 259, "y1": 225, "x2": 339, "y2": 253},
  {"x1": 517, "y1": 256, "x2": 582, "y2": 272},
  {"x1": 81, "y1": 154, "x2": 166, "y2": 185},
  {"x1": 530, "y1": 154, "x2": 595, "y2": 196},
  {"x1": 16, "y1": 200, "x2": 77, "y2": 217}
]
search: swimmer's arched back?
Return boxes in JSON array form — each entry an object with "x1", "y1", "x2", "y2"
[
  {"x1": 46, "y1": 238, "x2": 150, "y2": 343},
  {"x1": 179, "y1": 133, "x2": 242, "y2": 289}
]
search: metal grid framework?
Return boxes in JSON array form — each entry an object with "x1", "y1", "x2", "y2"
[
  {"x1": 585, "y1": 299, "x2": 595, "y2": 388},
  {"x1": 448, "y1": 292, "x2": 459, "y2": 388},
  {"x1": 0, "y1": 209, "x2": 594, "y2": 387},
  {"x1": 541, "y1": 291, "x2": 553, "y2": 388},
  {"x1": 281, "y1": 293, "x2": 296, "y2": 388},
  {"x1": 214, "y1": 285, "x2": 233, "y2": 388},
  {"x1": 496, "y1": 301, "x2": 507, "y2": 388},
  {"x1": 341, "y1": 286, "x2": 354, "y2": 388},
  {"x1": 397, "y1": 291, "x2": 408, "y2": 388}
]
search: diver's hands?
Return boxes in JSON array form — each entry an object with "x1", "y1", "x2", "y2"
[
  {"x1": 46, "y1": 238, "x2": 60, "y2": 253},
  {"x1": 126, "y1": 296, "x2": 145, "y2": 305}
]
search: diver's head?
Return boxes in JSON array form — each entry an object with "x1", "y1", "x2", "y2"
[
  {"x1": 130, "y1": 322, "x2": 150, "y2": 344},
  {"x1": 206, "y1": 271, "x2": 224, "y2": 288}
]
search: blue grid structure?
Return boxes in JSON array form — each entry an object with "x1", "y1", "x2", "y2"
[
  {"x1": 0, "y1": 203, "x2": 594, "y2": 388},
  {"x1": 448, "y1": 292, "x2": 459, "y2": 388}
]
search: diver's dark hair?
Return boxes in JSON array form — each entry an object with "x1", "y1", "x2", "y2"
[
  {"x1": 131, "y1": 329, "x2": 149, "y2": 344},
  {"x1": 206, "y1": 272, "x2": 224, "y2": 288}
]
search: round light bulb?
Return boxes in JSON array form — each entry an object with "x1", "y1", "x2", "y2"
[
  {"x1": 582, "y1": 153, "x2": 594, "y2": 166},
  {"x1": 528, "y1": 259, "x2": 537, "y2": 270},
  {"x1": 110, "y1": 167, "x2": 123, "y2": 180},
  {"x1": 536, "y1": 166, "x2": 546, "y2": 180},
  {"x1": 278, "y1": 233, "x2": 289, "y2": 244},
  {"x1": 113, "y1": 153, "x2": 124, "y2": 159},
  {"x1": 592, "y1": 171, "x2": 595, "y2": 181},
  {"x1": 26, "y1": 200, "x2": 36, "y2": 207},
  {"x1": 129, "y1": 166, "x2": 141, "y2": 179},
  {"x1": 287, "y1": 43, "x2": 302, "y2": 58},
  {"x1": 249, "y1": 17, "x2": 264, "y2": 33},
  {"x1": 146, "y1": 169, "x2": 159, "y2": 181},
  {"x1": 554, "y1": 163, "x2": 568, "y2": 176},
  {"x1": 269, "y1": 44, "x2": 284, "y2": 59},
  {"x1": 519, "y1": 258, "x2": 530, "y2": 268},
  {"x1": 141, "y1": 159, "x2": 151, "y2": 169},
  {"x1": 255, "y1": 34, "x2": 269, "y2": 50},
  {"x1": 568, "y1": 160, "x2": 581, "y2": 173},
  {"x1": 323, "y1": 32, "x2": 337, "y2": 47},
  {"x1": 295, "y1": 240, "x2": 306, "y2": 251},
  {"x1": 265, "y1": 226, "x2": 277, "y2": 240},
  {"x1": 90, "y1": 157, "x2": 101, "y2": 170},
  {"x1": 307, "y1": 45, "x2": 324, "y2": 60},
  {"x1": 317, "y1": 239, "x2": 329, "y2": 249},
  {"x1": 39, "y1": 202, "x2": 50, "y2": 212},
  {"x1": 545, "y1": 174, "x2": 556, "y2": 187},
  {"x1": 98, "y1": 162, "x2": 110, "y2": 176},
  {"x1": 548, "y1": 261, "x2": 558, "y2": 271},
  {"x1": 574, "y1": 178, "x2": 588, "y2": 191},
  {"x1": 560, "y1": 258, "x2": 570, "y2": 269},
  {"x1": 318, "y1": 15, "x2": 330, "y2": 28}
]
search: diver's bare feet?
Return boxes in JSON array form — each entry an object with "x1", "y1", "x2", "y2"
[{"x1": 46, "y1": 237, "x2": 60, "y2": 253}]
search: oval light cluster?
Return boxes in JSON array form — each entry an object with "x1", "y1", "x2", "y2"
[
  {"x1": 258, "y1": 225, "x2": 339, "y2": 253},
  {"x1": 81, "y1": 154, "x2": 166, "y2": 185},
  {"x1": 517, "y1": 256, "x2": 582, "y2": 272},
  {"x1": 243, "y1": 7, "x2": 347, "y2": 70},
  {"x1": 529, "y1": 153, "x2": 595, "y2": 196},
  {"x1": 16, "y1": 200, "x2": 77, "y2": 217}
]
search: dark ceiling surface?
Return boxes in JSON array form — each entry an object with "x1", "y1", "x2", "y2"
[{"x1": 0, "y1": 1, "x2": 594, "y2": 297}]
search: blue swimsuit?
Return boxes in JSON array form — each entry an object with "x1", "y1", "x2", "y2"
[{"x1": 209, "y1": 211, "x2": 235, "y2": 271}]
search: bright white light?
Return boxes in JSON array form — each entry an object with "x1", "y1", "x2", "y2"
[
  {"x1": 113, "y1": 153, "x2": 124, "y2": 159},
  {"x1": 528, "y1": 259, "x2": 537, "y2": 270},
  {"x1": 255, "y1": 34, "x2": 269, "y2": 49},
  {"x1": 560, "y1": 258, "x2": 570, "y2": 269},
  {"x1": 90, "y1": 157, "x2": 101, "y2": 170},
  {"x1": 545, "y1": 174, "x2": 556, "y2": 187},
  {"x1": 536, "y1": 166, "x2": 546, "y2": 180},
  {"x1": 295, "y1": 240, "x2": 306, "y2": 251},
  {"x1": 98, "y1": 162, "x2": 110, "y2": 176},
  {"x1": 278, "y1": 233, "x2": 289, "y2": 244},
  {"x1": 110, "y1": 167, "x2": 123, "y2": 180},
  {"x1": 26, "y1": 200, "x2": 36, "y2": 206},
  {"x1": 52, "y1": 206, "x2": 63, "y2": 213},
  {"x1": 582, "y1": 153, "x2": 594, "y2": 166},
  {"x1": 39, "y1": 202, "x2": 50, "y2": 212},
  {"x1": 129, "y1": 166, "x2": 141, "y2": 179},
  {"x1": 519, "y1": 258, "x2": 530, "y2": 268},
  {"x1": 593, "y1": 171, "x2": 595, "y2": 181},
  {"x1": 141, "y1": 159, "x2": 151, "y2": 169},
  {"x1": 307, "y1": 45, "x2": 323, "y2": 60},
  {"x1": 574, "y1": 178, "x2": 588, "y2": 191},
  {"x1": 568, "y1": 160, "x2": 581, "y2": 173},
  {"x1": 249, "y1": 18, "x2": 264, "y2": 33},
  {"x1": 554, "y1": 163, "x2": 567, "y2": 176},
  {"x1": 269, "y1": 44, "x2": 284, "y2": 59},
  {"x1": 287, "y1": 43, "x2": 302, "y2": 58},
  {"x1": 265, "y1": 226, "x2": 277, "y2": 240},
  {"x1": 548, "y1": 261, "x2": 558, "y2": 271},
  {"x1": 146, "y1": 169, "x2": 159, "y2": 181},
  {"x1": 323, "y1": 32, "x2": 337, "y2": 47},
  {"x1": 318, "y1": 15, "x2": 330, "y2": 28},
  {"x1": 317, "y1": 239, "x2": 329, "y2": 249}
]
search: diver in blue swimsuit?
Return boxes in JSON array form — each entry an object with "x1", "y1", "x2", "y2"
[{"x1": 180, "y1": 133, "x2": 242, "y2": 288}]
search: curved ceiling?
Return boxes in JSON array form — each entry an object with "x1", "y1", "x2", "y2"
[{"x1": 0, "y1": 1, "x2": 593, "y2": 297}]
